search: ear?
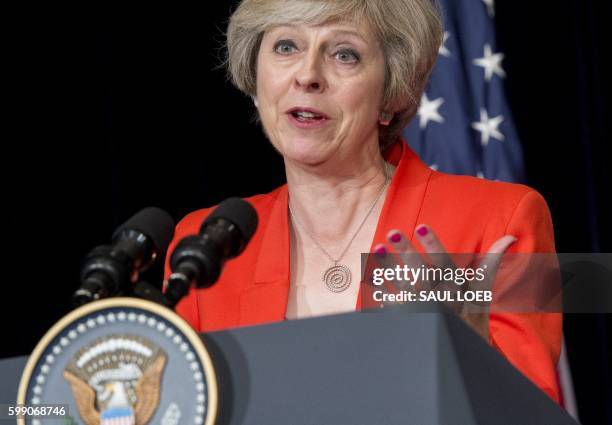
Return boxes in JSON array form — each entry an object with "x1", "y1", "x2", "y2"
[
  {"x1": 379, "y1": 111, "x2": 393, "y2": 126},
  {"x1": 251, "y1": 96, "x2": 259, "y2": 108},
  {"x1": 381, "y1": 92, "x2": 418, "y2": 126}
]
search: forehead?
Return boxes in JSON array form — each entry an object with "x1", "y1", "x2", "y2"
[{"x1": 264, "y1": 21, "x2": 377, "y2": 45}]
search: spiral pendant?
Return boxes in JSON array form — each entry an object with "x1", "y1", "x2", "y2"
[{"x1": 323, "y1": 264, "x2": 352, "y2": 293}]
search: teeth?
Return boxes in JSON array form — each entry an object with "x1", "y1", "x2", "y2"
[{"x1": 296, "y1": 111, "x2": 318, "y2": 119}]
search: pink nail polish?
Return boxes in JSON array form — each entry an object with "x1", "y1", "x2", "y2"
[
  {"x1": 417, "y1": 226, "x2": 428, "y2": 237},
  {"x1": 389, "y1": 231, "x2": 402, "y2": 243},
  {"x1": 374, "y1": 244, "x2": 387, "y2": 258}
]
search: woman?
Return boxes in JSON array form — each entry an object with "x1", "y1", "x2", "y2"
[{"x1": 165, "y1": 0, "x2": 561, "y2": 403}]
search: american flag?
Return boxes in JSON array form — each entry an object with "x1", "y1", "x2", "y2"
[
  {"x1": 403, "y1": 0, "x2": 523, "y2": 182},
  {"x1": 402, "y1": 0, "x2": 578, "y2": 419}
]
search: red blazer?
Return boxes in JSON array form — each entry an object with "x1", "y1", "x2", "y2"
[{"x1": 165, "y1": 141, "x2": 561, "y2": 402}]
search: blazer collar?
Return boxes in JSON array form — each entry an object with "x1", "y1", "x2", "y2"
[{"x1": 240, "y1": 141, "x2": 433, "y2": 324}]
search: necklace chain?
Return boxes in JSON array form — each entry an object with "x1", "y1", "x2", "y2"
[{"x1": 288, "y1": 162, "x2": 391, "y2": 265}]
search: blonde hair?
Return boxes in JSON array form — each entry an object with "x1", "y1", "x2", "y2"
[{"x1": 226, "y1": 0, "x2": 443, "y2": 150}]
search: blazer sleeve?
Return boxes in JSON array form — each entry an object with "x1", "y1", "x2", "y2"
[{"x1": 489, "y1": 190, "x2": 562, "y2": 403}]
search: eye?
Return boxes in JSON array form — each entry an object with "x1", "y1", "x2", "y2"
[
  {"x1": 274, "y1": 40, "x2": 298, "y2": 55},
  {"x1": 334, "y1": 49, "x2": 360, "y2": 64}
]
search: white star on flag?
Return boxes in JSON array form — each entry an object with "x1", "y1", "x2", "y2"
[
  {"x1": 439, "y1": 32, "x2": 451, "y2": 57},
  {"x1": 482, "y1": 0, "x2": 495, "y2": 18},
  {"x1": 473, "y1": 44, "x2": 506, "y2": 81},
  {"x1": 417, "y1": 93, "x2": 445, "y2": 129},
  {"x1": 472, "y1": 108, "x2": 505, "y2": 146}
]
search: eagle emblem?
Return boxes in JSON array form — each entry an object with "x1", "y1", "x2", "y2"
[{"x1": 63, "y1": 334, "x2": 166, "y2": 425}]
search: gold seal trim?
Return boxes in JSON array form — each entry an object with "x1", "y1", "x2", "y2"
[{"x1": 17, "y1": 297, "x2": 217, "y2": 425}]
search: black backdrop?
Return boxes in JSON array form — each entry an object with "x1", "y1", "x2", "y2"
[{"x1": 5, "y1": 2, "x2": 611, "y2": 424}]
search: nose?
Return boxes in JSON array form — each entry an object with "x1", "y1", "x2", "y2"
[{"x1": 294, "y1": 51, "x2": 326, "y2": 93}]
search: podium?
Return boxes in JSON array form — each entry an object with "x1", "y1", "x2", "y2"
[{"x1": 1, "y1": 307, "x2": 576, "y2": 425}]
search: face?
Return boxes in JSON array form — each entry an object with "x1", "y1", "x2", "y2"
[{"x1": 256, "y1": 21, "x2": 386, "y2": 167}]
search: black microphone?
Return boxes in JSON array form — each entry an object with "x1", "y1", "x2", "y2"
[
  {"x1": 72, "y1": 207, "x2": 175, "y2": 307},
  {"x1": 166, "y1": 198, "x2": 258, "y2": 307}
]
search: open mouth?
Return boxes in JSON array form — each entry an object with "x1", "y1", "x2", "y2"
[{"x1": 288, "y1": 108, "x2": 329, "y2": 123}]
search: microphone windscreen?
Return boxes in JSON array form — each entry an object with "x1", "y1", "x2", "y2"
[
  {"x1": 113, "y1": 207, "x2": 176, "y2": 254},
  {"x1": 202, "y1": 197, "x2": 258, "y2": 242}
]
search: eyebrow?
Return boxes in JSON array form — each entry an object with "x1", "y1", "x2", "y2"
[{"x1": 329, "y1": 29, "x2": 369, "y2": 44}]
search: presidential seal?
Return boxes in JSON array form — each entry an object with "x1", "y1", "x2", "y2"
[{"x1": 17, "y1": 298, "x2": 217, "y2": 425}]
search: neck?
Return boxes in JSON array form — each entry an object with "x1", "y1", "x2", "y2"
[{"x1": 286, "y1": 147, "x2": 392, "y2": 246}]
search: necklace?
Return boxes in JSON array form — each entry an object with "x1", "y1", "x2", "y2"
[{"x1": 288, "y1": 163, "x2": 391, "y2": 293}]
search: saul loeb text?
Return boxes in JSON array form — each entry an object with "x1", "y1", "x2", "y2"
[{"x1": 369, "y1": 264, "x2": 493, "y2": 305}]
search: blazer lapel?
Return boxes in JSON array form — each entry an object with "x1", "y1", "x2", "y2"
[
  {"x1": 239, "y1": 187, "x2": 291, "y2": 326},
  {"x1": 359, "y1": 142, "x2": 433, "y2": 309},
  {"x1": 375, "y1": 142, "x2": 433, "y2": 245}
]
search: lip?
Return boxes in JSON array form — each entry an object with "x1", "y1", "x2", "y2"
[{"x1": 285, "y1": 107, "x2": 331, "y2": 130}]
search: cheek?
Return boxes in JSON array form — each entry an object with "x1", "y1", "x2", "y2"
[
  {"x1": 256, "y1": 55, "x2": 290, "y2": 105},
  {"x1": 255, "y1": 58, "x2": 289, "y2": 143},
  {"x1": 337, "y1": 84, "x2": 383, "y2": 124},
  {"x1": 334, "y1": 68, "x2": 386, "y2": 123},
  {"x1": 255, "y1": 68, "x2": 278, "y2": 125},
  {"x1": 257, "y1": 76, "x2": 293, "y2": 137}
]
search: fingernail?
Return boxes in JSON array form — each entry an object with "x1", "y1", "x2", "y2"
[
  {"x1": 388, "y1": 230, "x2": 402, "y2": 243},
  {"x1": 374, "y1": 244, "x2": 387, "y2": 258},
  {"x1": 416, "y1": 225, "x2": 428, "y2": 237}
]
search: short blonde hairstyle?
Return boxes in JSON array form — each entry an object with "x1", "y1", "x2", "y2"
[{"x1": 226, "y1": 0, "x2": 443, "y2": 150}]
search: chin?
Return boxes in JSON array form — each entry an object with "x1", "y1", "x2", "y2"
[
  {"x1": 283, "y1": 149, "x2": 329, "y2": 167},
  {"x1": 278, "y1": 137, "x2": 335, "y2": 167}
]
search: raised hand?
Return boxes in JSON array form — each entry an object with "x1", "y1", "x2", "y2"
[{"x1": 372, "y1": 224, "x2": 516, "y2": 341}]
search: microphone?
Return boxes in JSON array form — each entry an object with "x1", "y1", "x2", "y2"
[
  {"x1": 72, "y1": 207, "x2": 175, "y2": 307},
  {"x1": 165, "y1": 197, "x2": 258, "y2": 307}
]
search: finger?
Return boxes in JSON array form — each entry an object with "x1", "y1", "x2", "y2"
[
  {"x1": 374, "y1": 244, "x2": 409, "y2": 290},
  {"x1": 373, "y1": 243, "x2": 394, "y2": 267},
  {"x1": 371, "y1": 243, "x2": 402, "y2": 289},
  {"x1": 414, "y1": 224, "x2": 455, "y2": 270},
  {"x1": 386, "y1": 229, "x2": 418, "y2": 254},
  {"x1": 488, "y1": 235, "x2": 518, "y2": 255},
  {"x1": 469, "y1": 235, "x2": 517, "y2": 307},
  {"x1": 415, "y1": 225, "x2": 470, "y2": 315},
  {"x1": 480, "y1": 235, "x2": 517, "y2": 273},
  {"x1": 386, "y1": 229, "x2": 425, "y2": 274},
  {"x1": 387, "y1": 230, "x2": 435, "y2": 293}
]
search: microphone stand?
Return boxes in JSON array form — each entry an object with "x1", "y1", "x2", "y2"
[{"x1": 130, "y1": 281, "x2": 173, "y2": 309}]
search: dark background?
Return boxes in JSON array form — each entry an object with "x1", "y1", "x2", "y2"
[{"x1": 5, "y1": 2, "x2": 611, "y2": 424}]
